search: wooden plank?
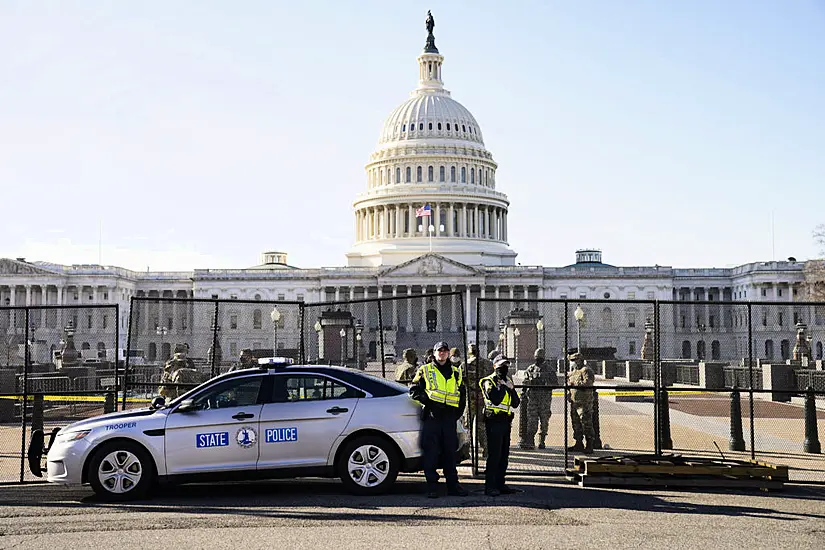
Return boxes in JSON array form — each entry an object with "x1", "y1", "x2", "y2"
[
  {"x1": 576, "y1": 475, "x2": 784, "y2": 490},
  {"x1": 582, "y1": 462, "x2": 787, "y2": 479}
]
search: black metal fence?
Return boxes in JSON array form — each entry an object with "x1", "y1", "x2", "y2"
[
  {"x1": 0, "y1": 305, "x2": 119, "y2": 483},
  {"x1": 474, "y1": 298, "x2": 825, "y2": 482}
]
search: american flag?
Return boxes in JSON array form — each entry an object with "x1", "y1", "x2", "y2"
[{"x1": 415, "y1": 204, "x2": 431, "y2": 217}]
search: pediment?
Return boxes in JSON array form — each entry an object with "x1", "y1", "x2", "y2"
[
  {"x1": 379, "y1": 254, "x2": 482, "y2": 278},
  {"x1": 0, "y1": 258, "x2": 59, "y2": 276}
]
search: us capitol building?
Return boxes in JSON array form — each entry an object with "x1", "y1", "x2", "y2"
[{"x1": 0, "y1": 16, "x2": 818, "y2": 363}]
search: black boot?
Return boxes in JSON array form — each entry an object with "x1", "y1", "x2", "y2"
[{"x1": 567, "y1": 441, "x2": 585, "y2": 452}]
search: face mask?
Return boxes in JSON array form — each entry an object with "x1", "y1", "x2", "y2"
[
  {"x1": 450, "y1": 357, "x2": 460, "y2": 364},
  {"x1": 495, "y1": 366, "x2": 509, "y2": 379}
]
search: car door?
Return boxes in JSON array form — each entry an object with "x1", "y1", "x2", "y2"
[
  {"x1": 165, "y1": 374, "x2": 266, "y2": 475},
  {"x1": 257, "y1": 373, "x2": 362, "y2": 469}
]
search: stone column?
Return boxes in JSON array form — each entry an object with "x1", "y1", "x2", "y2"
[
  {"x1": 461, "y1": 204, "x2": 467, "y2": 237},
  {"x1": 450, "y1": 285, "x2": 457, "y2": 331},
  {"x1": 465, "y1": 285, "x2": 472, "y2": 329},
  {"x1": 448, "y1": 203, "x2": 455, "y2": 236},
  {"x1": 408, "y1": 204, "x2": 414, "y2": 238},
  {"x1": 392, "y1": 286, "x2": 398, "y2": 328},
  {"x1": 25, "y1": 285, "x2": 32, "y2": 306},
  {"x1": 495, "y1": 286, "x2": 501, "y2": 327},
  {"x1": 335, "y1": 287, "x2": 341, "y2": 302},
  {"x1": 57, "y1": 287, "x2": 63, "y2": 306},
  {"x1": 435, "y1": 204, "x2": 442, "y2": 236},
  {"x1": 479, "y1": 286, "x2": 486, "y2": 330},
  {"x1": 474, "y1": 205, "x2": 479, "y2": 237},
  {"x1": 395, "y1": 205, "x2": 402, "y2": 238},
  {"x1": 349, "y1": 287, "x2": 355, "y2": 300},
  {"x1": 406, "y1": 286, "x2": 413, "y2": 331}
]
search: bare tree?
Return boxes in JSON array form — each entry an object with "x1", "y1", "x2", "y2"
[{"x1": 805, "y1": 224, "x2": 825, "y2": 300}]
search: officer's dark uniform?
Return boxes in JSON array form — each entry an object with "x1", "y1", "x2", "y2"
[
  {"x1": 480, "y1": 357, "x2": 521, "y2": 496},
  {"x1": 410, "y1": 341, "x2": 469, "y2": 498}
]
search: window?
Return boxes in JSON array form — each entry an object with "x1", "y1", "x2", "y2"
[
  {"x1": 628, "y1": 312, "x2": 636, "y2": 328},
  {"x1": 417, "y1": 166, "x2": 422, "y2": 182},
  {"x1": 778, "y1": 288, "x2": 783, "y2": 297},
  {"x1": 470, "y1": 168, "x2": 475, "y2": 184},
  {"x1": 447, "y1": 123, "x2": 451, "y2": 130},
  {"x1": 780, "y1": 339, "x2": 790, "y2": 360},
  {"x1": 778, "y1": 312, "x2": 784, "y2": 327},
  {"x1": 627, "y1": 291, "x2": 636, "y2": 300},
  {"x1": 460, "y1": 167, "x2": 466, "y2": 183},
  {"x1": 103, "y1": 292, "x2": 108, "y2": 300},
  {"x1": 697, "y1": 340, "x2": 706, "y2": 360},
  {"x1": 181, "y1": 315, "x2": 187, "y2": 330},
  {"x1": 253, "y1": 309, "x2": 262, "y2": 329},
  {"x1": 297, "y1": 294, "x2": 304, "y2": 302},
  {"x1": 102, "y1": 315, "x2": 108, "y2": 329},
  {"x1": 602, "y1": 307, "x2": 613, "y2": 329},
  {"x1": 428, "y1": 122, "x2": 432, "y2": 130},
  {"x1": 647, "y1": 291, "x2": 655, "y2": 300},
  {"x1": 681, "y1": 315, "x2": 686, "y2": 328},
  {"x1": 793, "y1": 312, "x2": 800, "y2": 325},
  {"x1": 254, "y1": 294, "x2": 261, "y2": 301},
  {"x1": 278, "y1": 293, "x2": 285, "y2": 301},
  {"x1": 87, "y1": 315, "x2": 93, "y2": 329},
  {"x1": 406, "y1": 167, "x2": 411, "y2": 182},
  {"x1": 682, "y1": 341, "x2": 691, "y2": 359},
  {"x1": 428, "y1": 166, "x2": 434, "y2": 181},
  {"x1": 211, "y1": 294, "x2": 219, "y2": 300},
  {"x1": 628, "y1": 341, "x2": 636, "y2": 356},
  {"x1": 230, "y1": 315, "x2": 238, "y2": 330},
  {"x1": 437, "y1": 122, "x2": 442, "y2": 130},
  {"x1": 189, "y1": 376, "x2": 263, "y2": 411},
  {"x1": 402, "y1": 124, "x2": 406, "y2": 132},
  {"x1": 439, "y1": 166, "x2": 445, "y2": 182},
  {"x1": 450, "y1": 166, "x2": 456, "y2": 182},
  {"x1": 462, "y1": 124, "x2": 466, "y2": 132},
  {"x1": 270, "y1": 375, "x2": 365, "y2": 403},
  {"x1": 396, "y1": 167, "x2": 401, "y2": 183},
  {"x1": 765, "y1": 339, "x2": 774, "y2": 359},
  {"x1": 579, "y1": 293, "x2": 587, "y2": 300},
  {"x1": 230, "y1": 342, "x2": 237, "y2": 357},
  {"x1": 711, "y1": 341, "x2": 720, "y2": 360},
  {"x1": 762, "y1": 309, "x2": 768, "y2": 326},
  {"x1": 709, "y1": 315, "x2": 715, "y2": 328},
  {"x1": 762, "y1": 288, "x2": 767, "y2": 297},
  {"x1": 230, "y1": 294, "x2": 238, "y2": 300},
  {"x1": 559, "y1": 294, "x2": 567, "y2": 299}
]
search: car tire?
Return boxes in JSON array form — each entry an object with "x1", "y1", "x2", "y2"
[
  {"x1": 87, "y1": 440, "x2": 155, "y2": 501},
  {"x1": 337, "y1": 436, "x2": 399, "y2": 495}
]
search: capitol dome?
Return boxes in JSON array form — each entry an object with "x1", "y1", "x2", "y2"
[{"x1": 346, "y1": 14, "x2": 516, "y2": 268}]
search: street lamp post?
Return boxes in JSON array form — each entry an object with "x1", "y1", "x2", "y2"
[
  {"x1": 339, "y1": 328, "x2": 347, "y2": 365},
  {"x1": 155, "y1": 325, "x2": 169, "y2": 360},
  {"x1": 270, "y1": 307, "x2": 281, "y2": 352},
  {"x1": 355, "y1": 320, "x2": 363, "y2": 371},
  {"x1": 536, "y1": 319, "x2": 545, "y2": 350},
  {"x1": 314, "y1": 320, "x2": 323, "y2": 362},
  {"x1": 574, "y1": 305, "x2": 585, "y2": 354},
  {"x1": 498, "y1": 321, "x2": 506, "y2": 355},
  {"x1": 513, "y1": 327, "x2": 521, "y2": 370}
]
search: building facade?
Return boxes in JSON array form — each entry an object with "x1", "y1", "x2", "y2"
[{"x1": 0, "y1": 19, "x2": 821, "y2": 364}]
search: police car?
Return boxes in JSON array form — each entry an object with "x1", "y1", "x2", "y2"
[{"x1": 28, "y1": 358, "x2": 470, "y2": 501}]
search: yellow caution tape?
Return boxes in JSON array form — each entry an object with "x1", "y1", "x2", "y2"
[{"x1": 0, "y1": 394, "x2": 152, "y2": 404}]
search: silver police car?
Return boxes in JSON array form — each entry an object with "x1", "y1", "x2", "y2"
[{"x1": 29, "y1": 360, "x2": 470, "y2": 501}]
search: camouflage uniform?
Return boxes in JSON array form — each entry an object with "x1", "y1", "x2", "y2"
[
  {"x1": 465, "y1": 347, "x2": 497, "y2": 457},
  {"x1": 158, "y1": 346, "x2": 197, "y2": 400},
  {"x1": 229, "y1": 349, "x2": 257, "y2": 372},
  {"x1": 523, "y1": 348, "x2": 554, "y2": 449},
  {"x1": 566, "y1": 353, "x2": 595, "y2": 453},
  {"x1": 394, "y1": 348, "x2": 419, "y2": 385}
]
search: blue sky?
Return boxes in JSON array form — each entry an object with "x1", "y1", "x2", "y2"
[{"x1": 1, "y1": 1, "x2": 823, "y2": 271}]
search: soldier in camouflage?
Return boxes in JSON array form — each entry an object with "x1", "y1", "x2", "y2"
[
  {"x1": 159, "y1": 343, "x2": 197, "y2": 400},
  {"x1": 463, "y1": 344, "x2": 495, "y2": 456},
  {"x1": 228, "y1": 348, "x2": 257, "y2": 372},
  {"x1": 395, "y1": 348, "x2": 419, "y2": 385},
  {"x1": 523, "y1": 348, "x2": 554, "y2": 449},
  {"x1": 566, "y1": 352, "x2": 595, "y2": 454}
]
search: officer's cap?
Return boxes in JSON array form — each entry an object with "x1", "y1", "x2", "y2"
[
  {"x1": 568, "y1": 352, "x2": 583, "y2": 361},
  {"x1": 494, "y1": 357, "x2": 511, "y2": 369},
  {"x1": 433, "y1": 341, "x2": 450, "y2": 352},
  {"x1": 487, "y1": 349, "x2": 502, "y2": 361}
]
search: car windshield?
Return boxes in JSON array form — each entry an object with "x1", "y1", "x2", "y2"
[{"x1": 163, "y1": 370, "x2": 250, "y2": 408}]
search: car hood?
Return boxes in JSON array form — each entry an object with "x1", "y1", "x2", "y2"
[{"x1": 59, "y1": 408, "x2": 162, "y2": 433}]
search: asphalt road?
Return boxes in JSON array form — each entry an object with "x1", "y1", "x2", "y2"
[{"x1": 1, "y1": 473, "x2": 824, "y2": 549}]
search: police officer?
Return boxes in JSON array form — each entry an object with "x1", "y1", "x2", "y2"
[
  {"x1": 410, "y1": 341, "x2": 469, "y2": 498},
  {"x1": 479, "y1": 357, "x2": 521, "y2": 496},
  {"x1": 395, "y1": 348, "x2": 419, "y2": 384},
  {"x1": 567, "y1": 352, "x2": 595, "y2": 454},
  {"x1": 523, "y1": 348, "x2": 554, "y2": 449}
]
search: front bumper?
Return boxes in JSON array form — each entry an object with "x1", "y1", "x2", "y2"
[{"x1": 46, "y1": 438, "x2": 91, "y2": 485}]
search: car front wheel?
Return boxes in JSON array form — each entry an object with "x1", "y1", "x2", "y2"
[
  {"x1": 87, "y1": 440, "x2": 154, "y2": 501},
  {"x1": 338, "y1": 436, "x2": 399, "y2": 495}
]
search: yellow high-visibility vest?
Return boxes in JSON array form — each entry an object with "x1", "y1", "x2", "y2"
[
  {"x1": 418, "y1": 363, "x2": 462, "y2": 407},
  {"x1": 479, "y1": 374, "x2": 513, "y2": 416}
]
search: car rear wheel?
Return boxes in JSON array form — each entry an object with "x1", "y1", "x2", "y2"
[
  {"x1": 88, "y1": 440, "x2": 154, "y2": 501},
  {"x1": 338, "y1": 436, "x2": 399, "y2": 495}
]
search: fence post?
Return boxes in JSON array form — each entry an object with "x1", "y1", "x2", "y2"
[
  {"x1": 114, "y1": 303, "x2": 120, "y2": 412},
  {"x1": 803, "y1": 386, "x2": 821, "y2": 454},
  {"x1": 210, "y1": 301, "x2": 220, "y2": 378},
  {"x1": 747, "y1": 303, "x2": 755, "y2": 460},
  {"x1": 20, "y1": 308, "x2": 30, "y2": 482},
  {"x1": 729, "y1": 386, "x2": 746, "y2": 452},
  {"x1": 299, "y1": 303, "x2": 305, "y2": 365},
  {"x1": 653, "y1": 300, "x2": 661, "y2": 456},
  {"x1": 591, "y1": 389, "x2": 602, "y2": 449},
  {"x1": 658, "y1": 388, "x2": 672, "y2": 450},
  {"x1": 123, "y1": 297, "x2": 135, "y2": 410},
  {"x1": 378, "y1": 300, "x2": 386, "y2": 379}
]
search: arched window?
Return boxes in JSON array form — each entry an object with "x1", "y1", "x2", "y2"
[
  {"x1": 437, "y1": 122, "x2": 442, "y2": 130},
  {"x1": 711, "y1": 340, "x2": 720, "y2": 360},
  {"x1": 447, "y1": 123, "x2": 451, "y2": 131},
  {"x1": 402, "y1": 124, "x2": 406, "y2": 132},
  {"x1": 161, "y1": 342, "x2": 171, "y2": 360},
  {"x1": 417, "y1": 166, "x2": 422, "y2": 182},
  {"x1": 406, "y1": 167, "x2": 411, "y2": 183},
  {"x1": 253, "y1": 309, "x2": 262, "y2": 329},
  {"x1": 254, "y1": 293, "x2": 261, "y2": 301},
  {"x1": 681, "y1": 341, "x2": 691, "y2": 359},
  {"x1": 450, "y1": 166, "x2": 456, "y2": 182},
  {"x1": 81, "y1": 342, "x2": 91, "y2": 350},
  {"x1": 470, "y1": 168, "x2": 475, "y2": 184},
  {"x1": 462, "y1": 124, "x2": 466, "y2": 132},
  {"x1": 148, "y1": 342, "x2": 157, "y2": 361},
  {"x1": 816, "y1": 341, "x2": 823, "y2": 360},
  {"x1": 461, "y1": 167, "x2": 466, "y2": 183},
  {"x1": 419, "y1": 123, "x2": 423, "y2": 131},
  {"x1": 428, "y1": 166, "x2": 434, "y2": 182},
  {"x1": 439, "y1": 166, "x2": 445, "y2": 182},
  {"x1": 765, "y1": 339, "x2": 774, "y2": 359},
  {"x1": 780, "y1": 339, "x2": 790, "y2": 360},
  {"x1": 396, "y1": 167, "x2": 401, "y2": 183},
  {"x1": 697, "y1": 340, "x2": 706, "y2": 360},
  {"x1": 428, "y1": 122, "x2": 432, "y2": 130}
]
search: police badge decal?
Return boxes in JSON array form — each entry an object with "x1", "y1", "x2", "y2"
[{"x1": 236, "y1": 426, "x2": 257, "y2": 449}]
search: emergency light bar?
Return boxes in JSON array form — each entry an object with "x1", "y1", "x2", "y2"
[{"x1": 258, "y1": 357, "x2": 294, "y2": 366}]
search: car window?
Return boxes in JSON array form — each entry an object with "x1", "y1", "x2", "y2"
[
  {"x1": 270, "y1": 375, "x2": 364, "y2": 403},
  {"x1": 189, "y1": 376, "x2": 264, "y2": 411}
]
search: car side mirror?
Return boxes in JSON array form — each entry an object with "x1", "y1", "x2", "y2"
[
  {"x1": 150, "y1": 396, "x2": 166, "y2": 410},
  {"x1": 176, "y1": 398, "x2": 196, "y2": 413}
]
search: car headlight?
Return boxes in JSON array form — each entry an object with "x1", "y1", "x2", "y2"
[{"x1": 58, "y1": 430, "x2": 91, "y2": 442}]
